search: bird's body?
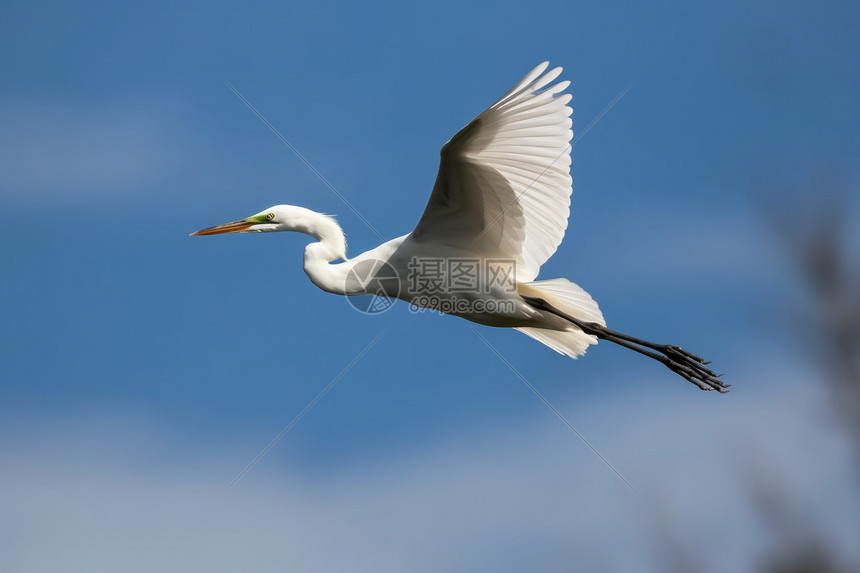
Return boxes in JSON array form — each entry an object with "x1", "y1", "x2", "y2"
[
  {"x1": 325, "y1": 232, "x2": 576, "y2": 330},
  {"x1": 277, "y1": 220, "x2": 572, "y2": 332},
  {"x1": 194, "y1": 63, "x2": 726, "y2": 392}
]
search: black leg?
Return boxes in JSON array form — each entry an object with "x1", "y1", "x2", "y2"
[{"x1": 523, "y1": 296, "x2": 729, "y2": 393}]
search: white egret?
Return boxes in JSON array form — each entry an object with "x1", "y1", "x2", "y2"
[{"x1": 193, "y1": 62, "x2": 726, "y2": 392}]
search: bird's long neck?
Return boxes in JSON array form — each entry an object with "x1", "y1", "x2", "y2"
[{"x1": 295, "y1": 208, "x2": 350, "y2": 294}]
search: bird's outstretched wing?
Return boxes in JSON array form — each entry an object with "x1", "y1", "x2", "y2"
[{"x1": 411, "y1": 62, "x2": 573, "y2": 282}]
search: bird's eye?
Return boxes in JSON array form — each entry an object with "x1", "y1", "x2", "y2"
[{"x1": 266, "y1": 213, "x2": 275, "y2": 221}]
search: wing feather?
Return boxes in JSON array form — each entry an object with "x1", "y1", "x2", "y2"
[{"x1": 411, "y1": 62, "x2": 573, "y2": 281}]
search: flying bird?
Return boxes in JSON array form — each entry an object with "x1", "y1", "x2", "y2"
[{"x1": 193, "y1": 62, "x2": 726, "y2": 392}]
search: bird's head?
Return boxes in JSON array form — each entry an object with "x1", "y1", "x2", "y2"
[
  {"x1": 191, "y1": 205, "x2": 304, "y2": 236},
  {"x1": 191, "y1": 204, "x2": 347, "y2": 260}
]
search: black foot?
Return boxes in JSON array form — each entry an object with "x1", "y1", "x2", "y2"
[
  {"x1": 589, "y1": 327, "x2": 729, "y2": 393},
  {"x1": 523, "y1": 296, "x2": 728, "y2": 393},
  {"x1": 658, "y1": 344, "x2": 728, "y2": 393}
]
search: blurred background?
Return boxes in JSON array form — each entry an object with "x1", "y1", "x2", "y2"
[{"x1": 1, "y1": 1, "x2": 858, "y2": 571}]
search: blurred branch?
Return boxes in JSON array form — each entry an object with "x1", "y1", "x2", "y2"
[
  {"x1": 751, "y1": 173, "x2": 859, "y2": 573},
  {"x1": 764, "y1": 178, "x2": 860, "y2": 450},
  {"x1": 758, "y1": 544, "x2": 849, "y2": 573},
  {"x1": 743, "y1": 452, "x2": 850, "y2": 573},
  {"x1": 643, "y1": 174, "x2": 860, "y2": 573}
]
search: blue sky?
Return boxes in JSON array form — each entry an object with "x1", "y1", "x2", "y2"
[{"x1": 1, "y1": 1, "x2": 859, "y2": 571}]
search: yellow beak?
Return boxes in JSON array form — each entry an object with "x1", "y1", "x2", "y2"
[{"x1": 190, "y1": 219, "x2": 256, "y2": 236}]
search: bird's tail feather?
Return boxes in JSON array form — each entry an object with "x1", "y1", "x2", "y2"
[{"x1": 515, "y1": 278, "x2": 605, "y2": 358}]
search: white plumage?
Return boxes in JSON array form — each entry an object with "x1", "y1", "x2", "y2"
[
  {"x1": 412, "y1": 61, "x2": 573, "y2": 283},
  {"x1": 193, "y1": 62, "x2": 727, "y2": 392}
]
